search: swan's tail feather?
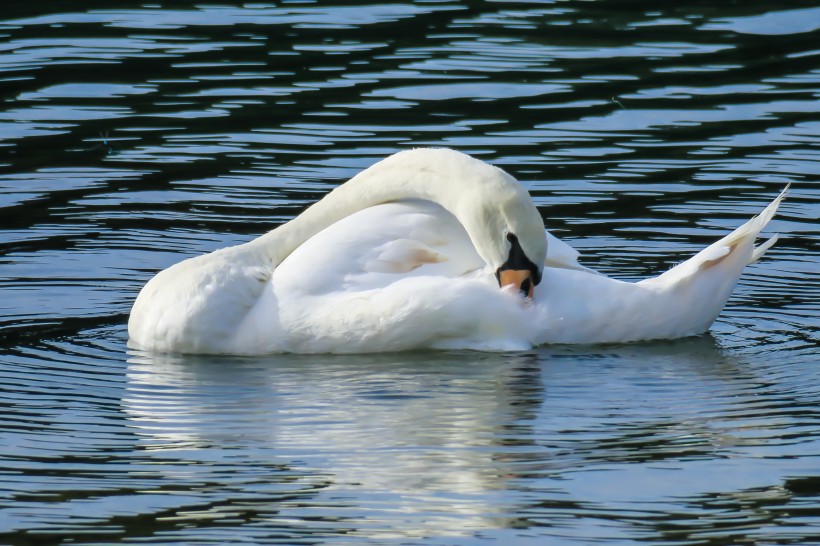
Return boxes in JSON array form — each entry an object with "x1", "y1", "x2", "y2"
[
  {"x1": 632, "y1": 185, "x2": 789, "y2": 337},
  {"x1": 751, "y1": 233, "x2": 779, "y2": 264},
  {"x1": 644, "y1": 186, "x2": 788, "y2": 287},
  {"x1": 696, "y1": 184, "x2": 789, "y2": 271},
  {"x1": 745, "y1": 183, "x2": 788, "y2": 263}
]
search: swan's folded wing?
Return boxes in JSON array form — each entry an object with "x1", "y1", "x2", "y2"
[
  {"x1": 364, "y1": 239, "x2": 448, "y2": 274},
  {"x1": 274, "y1": 201, "x2": 487, "y2": 297}
]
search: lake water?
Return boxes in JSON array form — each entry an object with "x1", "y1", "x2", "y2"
[{"x1": 1, "y1": 1, "x2": 819, "y2": 544}]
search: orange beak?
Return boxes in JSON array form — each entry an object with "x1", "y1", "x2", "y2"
[{"x1": 498, "y1": 269, "x2": 535, "y2": 299}]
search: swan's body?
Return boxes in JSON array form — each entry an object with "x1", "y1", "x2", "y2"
[{"x1": 128, "y1": 149, "x2": 786, "y2": 354}]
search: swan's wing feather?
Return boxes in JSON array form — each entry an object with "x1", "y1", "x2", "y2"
[
  {"x1": 129, "y1": 247, "x2": 272, "y2": 353},
  {"x1": 364, "y1": 239, "x2": 446, "y2": 274},
  {"x1": 274, "y1": 200, "x2": 486, "y2": 297},
  {"x1": 643, "y1": 185, "x2": 788, "y2": 286},
  {"x1": 751, "y1": 234, "x2": 779, "y2": 263}
]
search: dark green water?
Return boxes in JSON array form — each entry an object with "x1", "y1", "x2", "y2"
[{"x1": 1, "y1": 1, "x2": 818, "y2": 544}]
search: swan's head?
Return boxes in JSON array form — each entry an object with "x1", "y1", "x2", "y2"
[
  {"x1": 495, "y1": 232, "x2": 541, "y2": 298},
  {"x1": 338, "y1": 147, "x2": 547, "y2": 299},
  {"x1": 451, "y1": 162, "x2": 546, "y2": 300},
  {"x1": 486, "y1": 190, "x2": 546, "y2": 299}
]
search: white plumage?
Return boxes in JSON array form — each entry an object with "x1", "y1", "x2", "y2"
[{"x1": 128, "y1": 148, "x2": 787, "y2": 354}]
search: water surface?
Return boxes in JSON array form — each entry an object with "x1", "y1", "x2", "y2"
[{"x1": 1, "y1": 1, "x2": 818, "y2": 544}]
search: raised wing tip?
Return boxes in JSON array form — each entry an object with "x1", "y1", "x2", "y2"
[
  {"x1": 768, "y1": 183, "x2": 790, "y2": 208},
  {"x1": 752, "y1": 183, "x2": 790, "y2": 228},
  {"x1": 751, "y1": 233, "x2": 780, "y2": 264}
]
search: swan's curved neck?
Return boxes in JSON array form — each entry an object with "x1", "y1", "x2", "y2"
[{"x1": 247, "y1": 148, "x2": 539, "y2": 270}]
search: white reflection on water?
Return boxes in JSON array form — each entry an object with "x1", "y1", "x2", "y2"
[
  {"x1": 125, "y1": 350, "x2": 535, "y2": 537},
  {"x1": 121, "y1": 336, "x2": 814, "y2": 540}
]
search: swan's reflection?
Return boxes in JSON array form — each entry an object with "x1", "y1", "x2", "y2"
[
  {"x1": 123, "y1": 337, "x2": 762, "y2": 539},
  {"x1": 124, "y1": 350, "x2": 545, "y2": 537}
]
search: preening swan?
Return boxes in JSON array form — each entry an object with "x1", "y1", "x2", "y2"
[
  {"x1": 129, "y1": 148, "x2": 546, "y2": 353},
  {"x1": 128, "y1": 148, "x2": 786, "y2": 354}
]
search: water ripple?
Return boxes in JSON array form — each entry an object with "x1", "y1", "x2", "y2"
[{"x1": 1, "y1": 1, "x2": 818, "y2": 544}]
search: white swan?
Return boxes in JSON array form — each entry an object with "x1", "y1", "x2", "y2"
[
  {"x1": 128, "y1": 148, "x2": 787, "y2": 354},
  {"x1": 129, "y1": 148, "x2": 547, "y2": 353}
]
